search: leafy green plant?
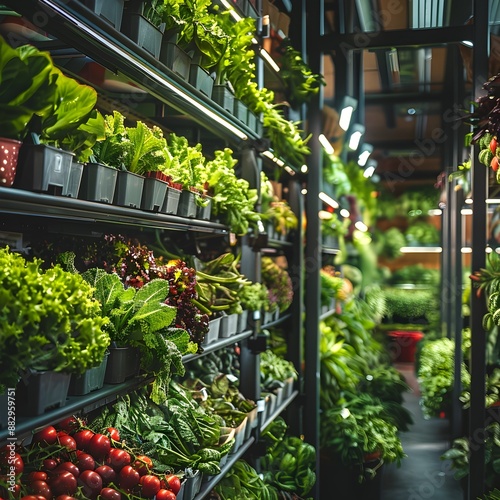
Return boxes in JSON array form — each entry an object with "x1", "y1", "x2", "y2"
[
  {"x1": 405, "y1": 220, "x2": 440, "y2": 246},
  {"x1": 388, "y1": 265, "x2": 440, "y2": 287},
  {"x1": 417, "y1": 337, "x2": 471, "y2": 418},
  {"x1": 376, "y1": 227, "x2": 406, "y2": 259},
  {"x1": 320, "y1": 391, "x2": 406, "y2": 481},
  {"x1": 261, "y1": 257, "x2": 294, "y2": 313},
  {"x1": 262, "y1": 199, "x2": 298, "y2": 236},
  {"x1": 260, "y1": 417, "x2": 317, "y2": 497},
  {"x1": 205, "y1": 148, "x2": 261, "y2": 235},
  {"x1": 277, "y1": 38, "x2": 325, "y2": 109},
  {"x1": 81, "y1": 267, "x2": 194, "y2": 403},
  {"x1": 0, "y1": 35, "x2": 57, "y2": 140},
  {"x1": 92, "y1": 111, "x2": 167, "y2": 174},
  {"x1": 260, "y1": 350, "x2": 298, "y2": 391},
  {"x1": 383, "y1": 287, "x2": 435, "y2": 321},
  {"x1": 320, "y1": 267, "x2": 344, "y2": 307},
  {"x1": 0, "y1": 247, "x2": 110, "y2": 390},
  {"x1": 239, "y1": 282, "x2": 269, "y2": 312}
]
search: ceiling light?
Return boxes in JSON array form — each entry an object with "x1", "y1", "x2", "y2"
[
  {"x1": 319, "y1": 210, "x2": 333, "y2": 220},
  {"x1": 363, "y1": 165, "x2": 376, "y2": 178},
  {"x1": 461, "y1": 40, "x2": 473, "y2": 48},
  {"x1": 338, "y1": 96, "x2": 357, "y2": 131},
  {"x1": 301, "y1": 188, "x2": 308, "y2": 195},
  {"x1": 400, "y1": 246, "x2": 442, "y2": 253},
  {"x1": 407, "y1": 108, "x2": 416, "y2": 115},
  {"x1": 301, "y1": 164, "x2": 308, "y2": 173},
  {"x1": 340, "y1": 209, "x2": 350, "y2": 218},
  {"x1": 348, "y1": 124, "x2": 365, "y2": 151},
  {"x1": 319, "y1": 134, "x2": 335, "y2": 155},
  {"x1": 318, "y1": 191, "x2": 339, "y2": 209},
  {"x1": 357, "y1": 144, "x2": 373, "y2": 166}
]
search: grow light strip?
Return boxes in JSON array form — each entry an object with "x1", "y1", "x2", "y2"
[
  {"x1": 220, "y1": 0, "x2": 243, "y2": 21},
  {"x1": 42, "y1": 0, "x2": 248, "y2": 141},
  {"x1": 318, "y1": 192, "x2": 339, "y2": 209},
  {"x1": 260, "y1": 48, "x2": 281, "y2": 72},
  {"x1": 400, "y1": 246, "x2": 442, "y2": 253}
]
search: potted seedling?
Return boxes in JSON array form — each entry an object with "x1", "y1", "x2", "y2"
[
  {"x1": 0, "y1": 35, "x2": 57, "y2": 186},
  {"x1": 0, "y1": 247, "x2": 110, "y2": 416}
]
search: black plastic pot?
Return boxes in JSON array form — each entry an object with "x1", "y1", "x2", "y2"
[
  {"x1": 113, "y1": 170, "x2": 144, "y2": 209},
  {"x1": 104, "y1": 346, "x2": 140, "y2": 384},
  {"x1": 80, "y1": 0, "x2": 125, "y2": 30},
  {"x1": 189, "y1": 64, "x2": 214, "y2": 97},
  {"x1": 121, "y1": 12, "x2": 165, "y2": 59},
  {"x1": 16, "y1": 371, "x2": 71, "y2": 417},
  {"x1": 79, "y1": 162, "x2": 118, "y2": 204},
  {"x1": 178, "y1": 190, "x2": 198, "y2": 218},
  {"x1": 68, "y1": 354, "x2": 109, "y2": 396},
  {"x1": 234, "y1": 98, "x2": 248, "y2": 124},
  {"x1": 212, "y1": 84, "x2": 235, "y2": 113},
  {"x1": 161, "y1": 186, "x2": 181, "y2": 215},
  {"x1": 14, "y1": 143, "x2": 74, "y2": 194},
  {"x1": 62, "y1": 160, "x2": 84, "y2": 198},
  {"x1": 160, "y1": 38, "x2": 192, "y2": 81},
  {"x1": 141, "y1": 176, "x2": 168, "y2": 212}
]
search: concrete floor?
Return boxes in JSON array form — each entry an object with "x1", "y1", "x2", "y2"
[{"x1": 380, "y1": 362, "x2": 464, "y2": 500}]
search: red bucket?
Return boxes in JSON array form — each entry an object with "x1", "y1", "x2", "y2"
[{"x1": 388, "y1": 331, "x2": 424, "y2": 363}]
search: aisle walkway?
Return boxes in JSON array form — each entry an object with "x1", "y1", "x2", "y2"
[{"x1": 380, "y1": 362, "x2": 464, "y2": 500}]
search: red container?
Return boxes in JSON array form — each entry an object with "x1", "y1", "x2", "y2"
[{"x1": 388, "y1": 331, "x2": 424, "y2": 363}]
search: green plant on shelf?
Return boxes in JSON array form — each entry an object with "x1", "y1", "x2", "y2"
[
  {"x1": 80, "y1": 267, "x2": 195, "y2": 404},
  {"x1": 404, "y1": 219, "x2": 440, "y2": 246},
  {"x1": 261, "y1": 257, "x2": 294, "y2": 313},
  {"x1": 262, "y1": 199, "x2": 298, "y2": 236},
  {"x1": 320, "y1": 391, "x2": 406, "y2": 482},
  {"x1": 0, "y1": 247, "x2": 110, "y2": 391},
  {"x1": 239, "y1": 281, "x2": 269, "y2": 313},
  {"x1": 383, "y1": 287, "x2": 435, "y2": 323},
  {"x1": 375, "y1": 226, "x2": 406, "y2": 260},
  {"x1": 0, "y1": 34, "x2": 57, "y2": 141}
]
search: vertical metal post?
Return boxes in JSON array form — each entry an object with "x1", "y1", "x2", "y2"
[
  {"x1": 468, "y1": 0, "x2": 490, "y2": 497},
  {"x1": 305, "y1": 0, "x2": 324, "y2": 498}
]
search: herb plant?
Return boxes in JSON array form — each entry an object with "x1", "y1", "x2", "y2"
[
  {"x1": 0, "y1": 247, "x2": 110, "y2": 390},
  {"x1": 261, "y1": 257, "x2": 294, "y2": 313}
]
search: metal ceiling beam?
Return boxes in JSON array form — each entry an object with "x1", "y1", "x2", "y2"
[
  {"x1": 322, "y1": 24, "x2": 474, "y2": 51},
  {"x1": 374, "y1": 50, "x2": 396, "y2": 128},
  {"x1": 365, "y1": 91, "x2": 444, "y2": 105}
]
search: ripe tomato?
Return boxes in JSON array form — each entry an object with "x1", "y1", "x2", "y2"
[
  {"x1": 76, "y1": 453, "x2": 95, "y2": 472},
  {"x1": 56, "y1": 417, "x2": 80, "y2": 433},
  {"x1": 77, "y1": 470, "x2": 102, "y2": 499},
  {"x1": 54, "y1": 496, "x2": 78, "y2": 500},
  {"x1": 73, "y1": 429, "x2": 94, "y2": 451},
  {"x1": 156, "y1": 489, "x2": 176, "y2": 500},
  {"x1": 491, "y1": 137, "x2": 498, "y2": 154},
  {"x1": 106, "y1": 427, "x2": 120, "y2": 441},
  {"x1": 41, "y1": 459, "x2": 59, "y2": 472},
  {"x1": 2, "y1": 453, "x2": 24, "y2": 476},
  {"x1": 95, "y1": 465, "x2": 116, "y2": 486},
  {"x1": 20, "y1": 497, "x2": 47, "y2": 500},
  {"x1": 33, "y1": 426, "x2": 58, "y2": 446},
  {"x1": 49, "y1": 471, "x2": 78, "y2": 496},
  {"x1": 106, "y1": 448, "x2": 131, "y2": 472},
  {"x1": 30, "y1": 480, "x2": 52, "y2": 499},
  {"x1": 118, "y1": 465, "x2": 140, "y2": 490},
  {"x1": 164, "y1": 474, "x2": 181, "y2": 495},
  {"x1": 87, "y1": 433, "x2": 111, "y2": 459},
  {"x1": 492, "y1": 156, "x2": 500, "y2": 172},
  {"x1": 58, "y1": 434, "x2": 77, "y2": 452},
  {"x1": 54, "y1": 462, "x2": 80, "y2": 478},
  {"x1": 139, "y1": 474, "x2": 161, "y2": 498},
  {"x1": 133, "y1": 455, "x2": 153, "y2": 476},
  {"x1": 99, "y1": 487, "x2": 122, "y2": 500},
  {"x1": 28, "y1": 471, "x2": 48, "y2": 483}
]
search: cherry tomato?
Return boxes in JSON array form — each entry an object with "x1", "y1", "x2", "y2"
[
  {"x1": 87, "y1": 433, "x2": 111, "y2": 459},
  {"x1": 106, "y1": 448, "x2": 131, "y2": 472},
  {"x1": 491, "y1": 137, "x2": 498, "y2": 154},
  {"x1": 20, "y1": 496, "x2": 47, "y2": 500},
  {"x1": 55, "y1": 496, "x2": 78, "y2": 500},
  {"x1": 118, "y1": 465, "x2": 140, "y2": 490},
  {"x1": 49, "y1": 471, "x2": 78, "y2": 496},
  {"x1": 28, "y1": 471, "x2": 48, "y2": 483},
  {"x1": 58, "y1": 434, "x2": 77, "y2": 452},
  {"x1": 73, "y1": 429, "x2": 94, "y2": 451},
  {"x1": 30, "y1": 480, "x2": 52, "y2": 499},
  {"x1": 33, "y1": 426, "x2": 58, "y2": 446},
  {"x1": 99, "y1": 488, "x2": 122, "y2": 500},
  {"x1": 95, "y1": 465, "x2": 116, "y2": 486},
  {"x1": 164, "y1": 474, "x2": 181, "y2": 495},
  {"x1": 76, "y1": 453, "x2": 95, "y2": 472},
  {"x1": 492, "y1": 156, "x2": 500, "y2": 172},
  {"x1": 139, "y1": 474, "x2": 161, "y2": 498},
  {"x1": 56, "y1": 417, "x2": 80, "y2": 433},
  {"x1": 77, "y1": 470, "x2": 102, "y2": 499},
  {"x1": 106, "y1": 427, "x2": 120, "y2": 441},
  {"x1": 2, "y1": 453, "x2": 24, "y2": 476},
  {"x1": 42, "y1": 459, "x2": 59, "y2": 472},
  {"x1": 156, "y1": 489, "x2": 176, "y2": 500},
  {"x1": 54, "y1": 462, "x2": 80, "y2": 478},
  {"x1": 133, "y1": 455, "x2": 153, "y2": 476}
]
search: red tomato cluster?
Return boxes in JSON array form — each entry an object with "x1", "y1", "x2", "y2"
[
  {"x1": 491, "y1": 137, "x2": 499, "y2": 171},
  {"x1": 0, "y1": 417, "x2": 181, "y2": 500}
]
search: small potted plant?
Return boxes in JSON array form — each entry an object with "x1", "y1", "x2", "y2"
[
  {"x1": 0, "y1": 247, "x2": 110, "y2": 416},
  {"x1": 14, "y1": 64, "x2": 102, "y2": 197},
  {"x1": 81, "y1": 267, "x2": 193, "y2": 404},
  {"x1": 261, "y1": 256, "x2": 294, "y2": 322},
  {"x1": 238, "y1": 281, "x2": 269, "y2": 332}
]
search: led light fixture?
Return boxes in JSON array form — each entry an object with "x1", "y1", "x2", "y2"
[
  {"x1": 318, "y1": 134, "x2": 335, "y2": 155},
  {"x1": 260, "y1": 48, "x2": 281, "y2": 72},
  {"x1": 318, "y1": 192, "x2": 339, "y2": 209},
  {"x1": 348, "y1": 124, "x2": 365, "y2": 151},
  {"x1": 338, "y1": 96, "x2": 358, "y2": 131},
  {"x1": 340, "y1": 209, "x2": 350, "y2": 218},
  {"x1": 357, "y1": 144, "x2": 373, "y2": 166}
]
